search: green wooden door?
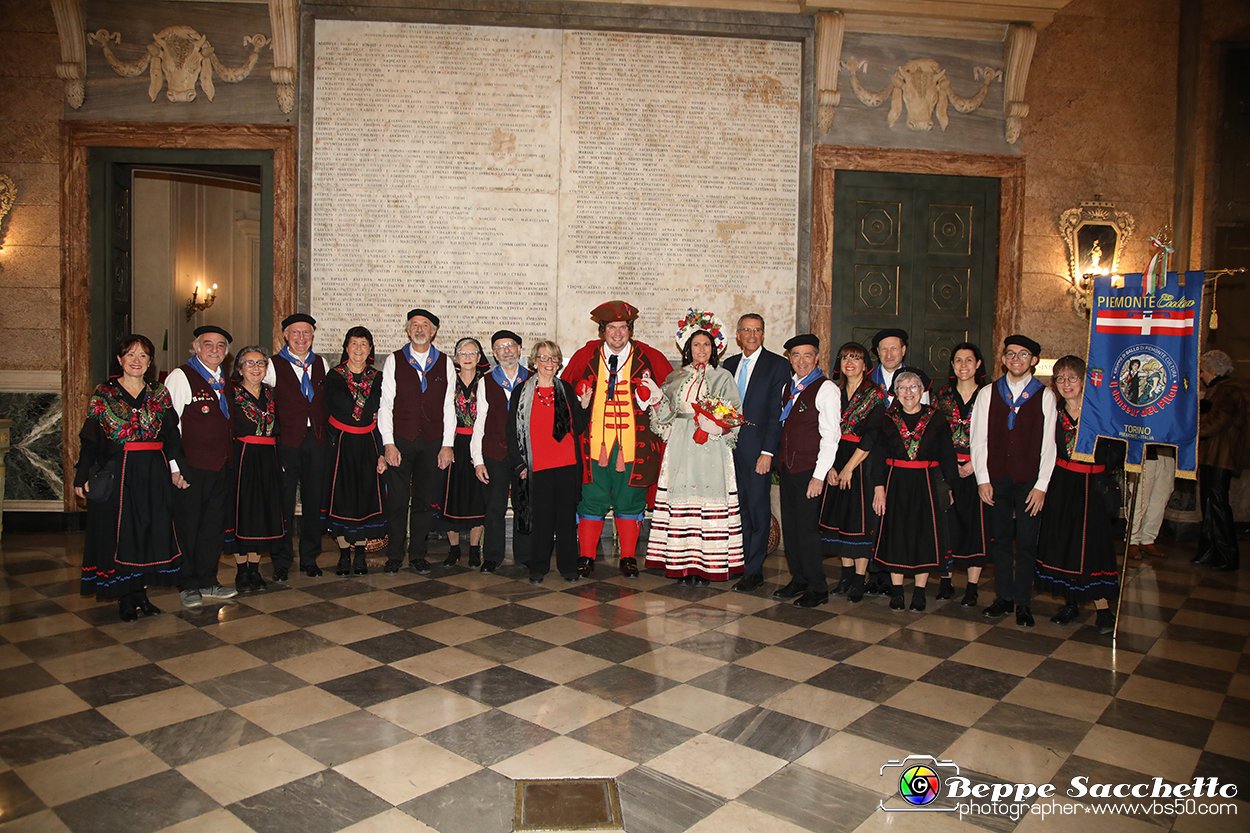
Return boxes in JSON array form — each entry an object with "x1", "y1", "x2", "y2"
[{"x1": 832, "y1": 171, "x2": 999, "y2": 380}]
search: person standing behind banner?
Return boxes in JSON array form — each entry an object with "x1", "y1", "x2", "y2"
[
  {"x1": 324, "y1": 326, "x2": 387, "y2": 576},
  {"x1": 224, "y1": 346, "x2": 282, "y2": 593},
  {"x1": 932, "y1": 342, "x2": 989, "y2": 607},
  {"x1": 819, "y1": 341, "x2": 887, "y2": 602},
  {"x1": 1036, "y1": 355, "x2": 1119, "y2": 635},
  {"x1": 166, "y1": 325, "x2": 239, "y2": 608},
  {"x1": 379, "y1": 308, "x2": 456, "y2": 576},
  {"x1": 1194, "y1": 350, "x2": 1250, "y2": 572},
  {"x1": 971, "y1": 334, "x2": 1057, "y2": 628},
  {"x1": 772, "y1": 334, "x2": 840, "y2": 608},
  {"x1": 722, "y1": 313, "x2": 790, "y2": 594},
  {"x1": 266, "y1": 313, "x2": 330, "y2": 580},
  {"x1": 1127, "y1": 445, "x2": 1175, "y2": 559},
  {"x1": 439, "y1": 337, "x2": 489, "y2": 569},
  {"x1": 472, "y1": 330, "x2": 532, "y2": 573}
]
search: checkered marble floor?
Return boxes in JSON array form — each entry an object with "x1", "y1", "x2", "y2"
[{"x1": 0, "y1": 533, "x2": 1247, "y2": 833}]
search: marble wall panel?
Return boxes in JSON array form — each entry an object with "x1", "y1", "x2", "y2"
[{"x1": 0, "y1": 393, "x2": 63, "y2": 503}]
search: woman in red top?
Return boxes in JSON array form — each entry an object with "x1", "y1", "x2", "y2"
[{"x1": 507, "y1": 340, "x2": 589, "y2": 584}]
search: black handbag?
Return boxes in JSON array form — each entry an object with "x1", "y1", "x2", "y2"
[{"x1": 85, "y1": 459, "x2": 118, "y2": 502}]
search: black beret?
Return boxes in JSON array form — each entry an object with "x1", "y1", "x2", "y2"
[
  {"x1": 872, "y1": 328, "x2": 909, "y2": 349},
  {"x1": 193, "y1": 325, "x2": 233, "y2": 344},
  {"x1": 406, "y1": 308, "x2": 440, "y2": 327},
  {"x1": 784, "y1": 334, "x2": 820, "y2": 351},
  {"x1": 282, "y1": 313, "x2": 316, "y2": 329},
  {"x1": 491, "y1": 330, "x2": 522, "y2": 347},
  {"x1": 1004, "y1": 334, "x2": 1042, "y2": 356}
]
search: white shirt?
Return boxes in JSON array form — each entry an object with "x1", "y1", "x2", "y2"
[
  {"x1": 784, "y1": 374, "x2": 841, "y2": 481},
  {"x1": 378, "y1": 347, "x2": 456, "y2": 448},
  {"x1": 263, "y1": 350, "x2": 330, "y2": 426},
  {"x1": 601, "y1": 341, "x2": 655, "y2": 408},
  {"x1": 734, "y1": 347, "x2": 762, "y2": 393},
  {"x1": 469, "y1": 366, "x2": 523, "y2": 466},
  {"x1": 970, "y1": 374, "x2": 1058, "y2": 492},
  {"x1": 165, "y1": 364, "x2": 225, "y2": 473}
]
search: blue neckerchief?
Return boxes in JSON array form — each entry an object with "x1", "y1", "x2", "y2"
[
  {"x1": 404, "y1": 344, "x2": 441, "y2": 393},
  {"x1": 996, "y1": 374, "x2": 1044, "y2": 430},
  {"x1": 492, "y1": 364, "x2": 529, "y2": 394},
  {"x1": 780, "y1": 368, "x2": 825, "y2": 421},
  {"x1": 277, "y1": 345, "x2": 316, "y2": 402},
  {"x1": 187, "y1": 355, "x2": 230, "y2": 418}
]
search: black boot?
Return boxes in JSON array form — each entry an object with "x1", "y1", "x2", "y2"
[
  {"x1": 354, "y1": 545, "x2": 368, "y2": 575},
  {"x1": 336, "y1": 547, "x2": 352, "y2": 576},
  {"x1": 248, "y1": 562, "x2": 267, "y2": 591},
  {"x1": 1095, "y1": 608, "x2": 1116, "y2": 635},
  {"x1": 236, "y1": 563, "x2": 254, "y2": 593},
  {"x1": 889, "y1": 585, "x2": 905, "y2": 610},
  {"x1": 468, "y1": 545, "x2": 481, "y2": 568},
  {"x1": 910, "y1": 586, "x2": 927, "y2": 612},
  {"x1": 444, "y1": 544, "x2": 462, "y2": 567},
  {"x1": 118, "y1": 593, "x2": 139, "y2": 622},
  {"x1": 832, "y1": 565, "x2": 854, "y2": 596},
  {"x1": 936, "y1": 576, "x2": 954, "y2": 600},
  {"x1": 135, "y1": 588, "x2": 161, "y2": 616},
  {"x1": 847, "y1": 572, "x2": 865, "y2": 603},
  {"x1": 960, "y1": 584, "x2": 979, "y2": 607}
]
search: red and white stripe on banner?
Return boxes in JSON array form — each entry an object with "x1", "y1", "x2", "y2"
[{"x1": 1094, "y1": 310, "x2": 1194, "y2": 336}]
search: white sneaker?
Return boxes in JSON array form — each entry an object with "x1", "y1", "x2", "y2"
[
  {"x1": 199, "y1": 583, "x2": 238, "y2": 600},
  {"x1": 180, "y1": 589, "x2": 203, "y2": 608}
]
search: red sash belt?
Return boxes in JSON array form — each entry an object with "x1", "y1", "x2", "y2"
[
  {"x1": 956, "y1": 453, "x2": 971, "y2": 463},
  {"x1": 330, "y1": 417, "x2": 377, "y2": 434},
  {"x1": 239, "y1": 436, "x2": 276, "y2": 445},
  {"x1": 841, "y1": 433, "x2": 861, "y2": 443},
  {"x1": 455, "y1": 426, "x2": 473, "y2": 435},
  {"x1": 887, "y1": 459, "x2": 938, "y2": 469},
  {"x1": 124, "y1": 441, "x2": 163, "y2": 450},
  {"x1": 1057, "y1": 459, "x2": 1104, "y2": 474}
]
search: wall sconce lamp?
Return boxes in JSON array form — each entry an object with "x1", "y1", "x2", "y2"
[
  {"x1": 0, "y1": 174, "x2": 16, "y2": 267},
  {"x1": 185, "y1": 279, "x2": 218, "y2": 320},
  {"x1": 1059, "y1": 196, "x2": 1135, "y2": 315}
]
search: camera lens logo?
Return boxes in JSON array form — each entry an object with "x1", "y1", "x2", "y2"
[{"x1": 899, "y1": 764, "x2": 942, "y2": 806}]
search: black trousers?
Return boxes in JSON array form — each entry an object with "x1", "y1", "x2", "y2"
[
  {"x1": 276, "y1": 433, "x2": 329, "y2": 570},
  {"x1": 173, "y1": 463, "x2": 229, "y2": 591},
  {"x1": 528, "y1": 464, "x2": 580, "y2": 579},
  {"x1": 734, "y1": 449, "x2": 772, "y2": 577},
  {"x1": 483, "y1": 455, "x2": 530, "y2": 566},
  {"x1": 985, "y1": 478, "x2": 1042, "y2": 605},
  {"x1": 384, "y1": 435, "x2": 441, "y2": 563},
  {"x1": 1198, "y1": 465, "x2": 1240, "y2": 568},
  {"x1": 778, "y1": 466, "x2": 826, "y2": 593}
]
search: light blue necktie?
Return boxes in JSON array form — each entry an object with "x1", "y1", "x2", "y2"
[{"x1": 737, "y1": 356, "x2": 751, "y2": 400}]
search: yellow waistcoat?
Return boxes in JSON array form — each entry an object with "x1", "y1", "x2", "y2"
[{"x1": 589, "y1": 350, "x2": 636, "y2": 465}]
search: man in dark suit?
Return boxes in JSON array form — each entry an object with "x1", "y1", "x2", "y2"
[{"x1": 721, "y1": 313, "x2": 791, "y2": 592}]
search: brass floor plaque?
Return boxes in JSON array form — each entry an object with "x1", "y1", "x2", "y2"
[{"x1": 514, "y1": 778, "x2": 623, "y2": 831}]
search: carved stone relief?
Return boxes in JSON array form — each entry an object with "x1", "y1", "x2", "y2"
[
  {"x1": 841, "y1": 56, "x2": 1002, "y2": 132},
  {"x1": 87, "y1": 25, "x2": 270, "y2": 103},
  {"x1": 51, "y1": 0, "x2": 86, "y2": 108},
  {"x1": 815, "y1": 13, "x2": 845, "y2": 133}
]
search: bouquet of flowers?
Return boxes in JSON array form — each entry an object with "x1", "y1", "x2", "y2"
[{"x1": 690, "y1": 393, "x2": 748, "y2": 444}]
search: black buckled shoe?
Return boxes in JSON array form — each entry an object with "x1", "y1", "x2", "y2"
[
  {"x1": 1050, "y1": 604, "x2": 1080, "y2": 625},
  {"x1": 1015, "y1": 605, "x2": 1035, "y2": 628},
  {"x1": 982, "y1": 597, "x2": 1013, "y2": 618},
  {"x1": 772, "y1": 580, "x2": 806, "y2": 600},
  {"x1": 577, "y1": 556, "x2": 595, "y2": 577},
  {"x1": 733, "y1": 574, "x2": 763, "y2": 593},
  {"x1": 411, "y1": 558, "x2": 432, "y2": 576},
  {"x1": 960, "y1": 585, "x2": 979, "y2": 608},
  {"x1": 619, "y1": 557, "x2": 639, "y2": 577}
]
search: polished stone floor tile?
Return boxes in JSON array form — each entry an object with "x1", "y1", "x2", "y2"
[
  {"x1": 273, "y1": 645, "x2": 383, "y2": 684},
  {"x1": 709, "y1": 706, "x2": 832, "y2": 762},
  {"x1": 620, "y1": 644, "x2": 727, "y2": 682},
  {"x1": 505, "y1": 645, "x2": 615, "y2": 684},
  {"x1": 192, "y1": 663, "x2": 309, "y2": 708},
  {"x1": 763, "y1": 684, "x2": 877, "y2": 731},
  {"x1": 232, "y1": 685, "x2": 359, "y2": 735},
  {"x1": 390, "y1": 645, "x2": 498, "y2": 685},
  {"x1": 1192, "y1": 749, "x2": 1250, "y2": 792},
  {"x1": 424, "y1": 709, "x2": 557, "y2": 767},
  {"x1": 793, "y1": 731, "x2": 904, "y2": 795},
  {"x1": 842, "y1": 643, "x2": 945, "y2": 680},
  {"x1": 844, "y1": 703, "x2": 966, "y2": 755},
  {"x1": 16, "y1": 628, "x2": 119, "y2": 662},
  {"x1": 670, "y1": 630, "x2": 767, "y2": 663},
  {"x1": 441, "y1": 664, "x2": 555, "y2": 707},
  {"x1": 300, "y1": 578, "x2": 377, "y2": 601},
  {"x1": 1073, "y1": 724, "x2": 1202, "y2": 784},
  {"x1": 941, "y1": 728, "x2": 1066, "y2": 785},
  {"x1": 973, "y1": 701, "x2": 1093, "y2": 755},
  {"x1": 346, "y1": 630, "x2": 445, "y2": 664},
  {"x1": 974, "y1": 625, "x2": 1066, "y2": 656},
  {"x1": 458, "y1": 631, "x2": 555, "y2": 664},
  {"x1": 236, "y1": 629, "x2": 340, "y2": 664},
  {"x1": 367, "y1": 601, "x2": 458, "y2": 630},
  {"x1": 306, "y1": 614, "x2": 403, "y2": 646},
  {"x1": 135, "y1": 709, "x2": 271, "y2": 768},
  {"x1": 390, "y1": 580, "x2": 468, "y2": 603},
  {"x1": 0, "y1": 685, "x2": 91, "y2": 733},
  {"x1": 156, "y1": 644, "x2": 267, "y2": 685},
  {"x1": 333, "y1": 736, "x2": 481, "y2": 805},
  {"x1": 399, "y1": 767, "x2": 515, "y2": 833},
  {"x1": 647, "y1": 734, "x2": 786, "y2": 800},
  {"x1": 919, "y1": 660, "x2": 1023, "y2": 700},
  {"x1": 178, "y1": 736, "x2": 326, "y2": 805},
  {"x1": 365, "y1": 686, "x2": 491, "y2": 737},
  {"x1": 688, "y1": 663, "x2": 795, "y2": 705},
  {"x1": 1096, "y1": 698, "x2": 1214, "y2": 749},
  {"x1": 565, "y1": 630, "x2": 659, "y2": 663},
  {"x1": 0, "y1": 769, "x2": 46, "y2": 825},
  {"x1": 804, "y1": 662, "x2": 914, "y2": 703},
  {"x1": 410, "y1": 613, "x2": 504, "y2": 646},
  {"x1": 280, "y1": 710, "x2": 415, "y2": 768},
  {"x1": 1048, "y1": 755, "x2": 1173, "y2": 827},
  {"x1": 774, "y1": 629, "x2": 872, "y2": 662},
  {"x1": 568, "y1": 708, "x2": 701, "y2": 764},
  {"x1": 499, "y1": 684, "x2": 622, "y2": 734},
  {"x1": 739, "y1": 764, "x2": 882, "y2": 833},
  {"x1": 64, "y1": 664, "x2": 185, "y2": 708},
  {"x1": 566, "y1": 664, "x2": 682, "y2": 707},
  {"x1": 126, "y1": 629, "x2": 229, "y2": 662},
  {"x1": 874, "y1": 626, "x2": 969, "y2": 659},
  {"x1": 491, "y1": 735, "x2": 635, "y2": 780},
  {"x1": 467, "y1": 602, "x2": 555, "y2": 630},
  {"x1": 229, "y1": 768, "x2": 392, "y2": 833},
  {"x1": 0, "y1": 710, "x2": 127, "y2": 767},
  {"x1": 317, "y1": 665, "x2": 429, "y2": 709},
  {"x1": 96, "y1": 684, "x2": 224, "y2": 735},
  {"x1": 0, "y1": 663, "x2": 59, "y2": 698},
  {"x1": 732, "y1": 645, "x2": 835, "y2": 681},
  {"x1": 1027, "y1": 657, "x2": 1129, "y2": 696},
  {"x1": 615, "y1": 765, "x2": 724, "y2": 833},
  {"x1": 1132, "y1": 654, "x2": 1234, "y2": 693},
  {"x1": 52, "y1": 769, "x2": 219, "y2": 833},
  {"x1": 16, "y1": 736, "x2": 170, "y2": 807},
  {"x1": 633, "y1": 684, "x2": 753, "y2": 732}
]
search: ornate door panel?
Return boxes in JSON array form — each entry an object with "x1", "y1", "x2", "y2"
[{"x1": 832, "y1": 171, "x2": 998, "y2": 380}]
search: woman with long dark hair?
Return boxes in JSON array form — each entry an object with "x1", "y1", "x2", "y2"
[
  {"x1": 931, "y1": 342, "x2": 989, "y2": 606},
  {"x1": 324, "y1": 326, "x2": 386, "y2": 575},
  {"x1": 819, "y1": 341, "x2": 888, "y2": 601},
  {"x1": 645, "y1": 316, "x2": 744, "y2": 584},
  {"x1": 224, "y1": 345, "x2": 284, "y2": 592},
  {"x1": 1035, "y1": 355, "x2": 1119, "y2": 634},
  {"x1": 73, "y1": 335, "x2": 185, "y2": 620}
]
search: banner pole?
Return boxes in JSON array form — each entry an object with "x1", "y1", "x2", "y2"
[{"x1": 1113, "y1": 467, "x2": 1141, "y2": 644}]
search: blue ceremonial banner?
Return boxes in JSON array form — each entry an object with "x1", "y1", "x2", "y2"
[{"x1": 1074, "y1": 271, "x2": 1204, "y2": 479}]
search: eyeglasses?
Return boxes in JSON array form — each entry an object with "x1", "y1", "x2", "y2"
[
  {"x1": 494, "y1": 341, "x2": 518, "y2": 351},
  {"x1": 241, "y1": 359, "x2": 268, "y2": 368},
  {"x1": 535, "y1": 355, "x2": 560, "y2": 364},
  {"x1": 1054, "y1": 375, "x2": 1081, "y2": 384},
  {"x1": 896, "y1": 384, "x2": 922, "y2": 393},
  {"x1": 738, "y1": 327, "x2": 763, "y2": 335},
  {"x1": 455, "y1": 351, "x2": 480, "y2": 358},
  {"x1": 1004, "y1": 350, "x2": 1032, "y2": 360}
]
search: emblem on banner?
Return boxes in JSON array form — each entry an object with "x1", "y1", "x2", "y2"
[
  {"x1": 1108, "y1": 344, "x2": 1178, "y2": 417},
  {"x1": 1089, "y1": 368, "x2": 1104, "y2": 387}
]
